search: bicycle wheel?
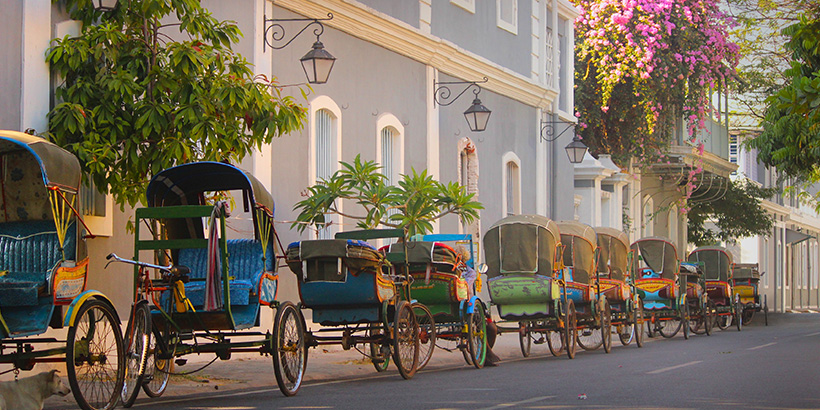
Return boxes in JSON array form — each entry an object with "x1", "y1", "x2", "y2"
[
  {"x1": 142, "y1": 322, "x2": 174, "y2": 398},
  {"x1": 412, "y1": 303, "x2": 436, "y2": 371},
  {"x1": 634, "y1": 301, "x2": 645, "y2": 348},
  {"x1": 601, "y1": 301, "x2": 612, "y2": 354},
  {"x1": 519, "y1": 322, "x2": 532, "y2": 357},
  {"x1": 369, "y1": 324, "x2": 390, "y2": 372},
  {"x1": 705, "y1": 300, "x2": 716, "y2": 336},
  {"x1": 273, "y1": 302, "x2": 307, "y2": 396},
  {"x1": 122, "y1": 302, "x2": 150, "y2": 408},
  {"x1": 681, "y1": 304, "x2": 690, "y2": 340},
  {"x1": 466, "y1": 305, "x2": 487, "y2": 369},
  {"x1": 391, "y1": 301, "x2": 419, "y2": 379},
  {"x1": 734, "y1": 302, "x2": 743, "y2": 331},
  {"x1": 564, "y1": 300, "x2": 577, "y2": 360},
  {"x1": 658, "y1": 317, "x2": 682, "y2": 338},
  {"x1": 66, "y1": 299, "x2": 125, "y2": 410},
  {"x1": 547, "y1": 329, "x2": 564, "y2": 357},
  {"x1": 576, "y1": 326, "x2": 603, "y2": 351}
]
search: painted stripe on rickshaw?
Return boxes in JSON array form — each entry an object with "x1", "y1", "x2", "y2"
[
  {"x1": 747, "y1": 342, "x2": 777, "y2": 350},
  {"x1": 646, "y1": 360, "x2": 702, "y2": 374}
]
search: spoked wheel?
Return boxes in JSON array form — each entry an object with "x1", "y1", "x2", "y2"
[
  {"x1": 634, "y1": 301, "x2": 645, "y2": 348},
  {"x1": 735, "y1": 302, "x2": 743, "y2": 331},
  {"x1": 122, "y1": 302, "x2": 150, "y2": 408},
  {"x1": 690, "y1": 303, "x2": 706, "y2": 336},
  {"x1": 142, "y1": 323, "x2": 174, "y2": 398},
  {"x1": 704, "y1": 300, "x2": 716, "y2": 336},
  {"x1": 741, "y1": 303, "x2": 755, "y2": 325},
  {"x1": 412, "y1": 303, "x2": 436, "y2": 371},
  {"x1": 563, "y1": 300, "x2": 577, "y2": 359},
  {"x1": 518, "y1": 322, "x2": 532, "y2": 357},
  {"x1": 547, "y1": 330, "x2": 564, "y2": 357},
  {"x1": 391, "y1": 301, "x2": 420, "y2": 379},
  {"x1": 576, "y1": 326, "x2": 603, "y2": 351},
  {"x1": 716, "y1": 308, "x2": 732, "y2": 330},
  {"x1": 466, "y1": 304, "x2": 487, "y2": 369},
  {"x1": 763, "y1": 295, "x2": 769, "y2": 326},
  {"x1": 658, "y1": 317, "x2": 682, "y2": 338},
  {"x1": 368, "y1": 325, "x2": 390, "y2": 372},
  {"x1": 66, "y1": 299, "x2": 125, "y2": 410},
  {"x1": 618, "y1": 321, "x2": 634, "y2": 346},
  {"x1": 273, "y1": 302, "x2": 308, "y2": 396},
  {"x1": 601, "y1": 301, "x2": 612, "y2": 354},
  {"x1": 646, "y1": 314, "x2": 657, "y2": 338},
  {"x1": 681, "y1": 304, "x2": 690, "y2": 340}
]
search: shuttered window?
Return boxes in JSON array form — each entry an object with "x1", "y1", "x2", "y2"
[
  {"x1": 316, "y1": 109, "x2": 334, "y2": 239},
  {"x1": 381, "y1": 127, "x2": 397, "y2": 186},
  {"x1": 505, "y1": 161, "x2": 520, "y2": 216}
]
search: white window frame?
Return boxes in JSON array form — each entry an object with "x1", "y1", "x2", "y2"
[
  {"x1": 309, "y1": 95, "x2": 343, "y2": 239},
  {"x1": 80, "y1": 180, "x2": 114, "y2": 237},
  {"x1": 501, "y1": 151, "x2": 522, "y2": 217},
  {"x1": 375, "y1": 114, "x2": 405, "y2": 187},
  {"x1": 451, "y1": 0, "x2": 475, "y2": 14},
  {"x1": 496, "y1": 0, "x2": 518, "y2": 35}
]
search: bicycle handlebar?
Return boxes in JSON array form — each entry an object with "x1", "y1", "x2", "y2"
[{"x1": 106, "y1": 252, "x2": 175, "y2": 273}]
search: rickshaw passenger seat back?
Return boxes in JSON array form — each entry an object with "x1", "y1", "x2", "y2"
[{"x1": 0, "y1": 221, "x2": 76, "y2": 306}]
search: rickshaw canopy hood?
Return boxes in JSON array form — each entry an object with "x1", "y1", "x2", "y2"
[
  {"x1": 733, "y1": 263, "x2": 760, "y2": 280},
  {"x1": 595, "y1": 227, "x2": 629, "y2": 280},
  {"x1": 0, "y1": 130, "x2": 80, "y2": 193},
  {"x1": 484, "y1": 214, "x2": 560, "y2": 277},
  {"x1": 146, "y1": 162, "x2": 274, "y2": 214},
  {"x1": 631, "y1": 236, "x2": 679, "y2": 280},
  {"x1": 557, "y1": 220, "x2": 597, "y2": 284},
  {"x1": 688, "y1": 246, "x2": 734, "y2": 281}
]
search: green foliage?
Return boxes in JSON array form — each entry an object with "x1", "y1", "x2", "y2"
[
  {"x1": 746, "y1": 7, "x2": 820, "y2": 183},
  {"x1": 687, "y1": 180, "x2": 777, "y2": 246},
  {"x1": 47, "y1": 0, "x2": 307, "y2": 207},
  {"x1": 293, "y1": 155, "x2": 483, "y2": 237}
]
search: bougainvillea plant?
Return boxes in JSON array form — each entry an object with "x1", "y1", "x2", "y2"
[{"x1": 573, "y1": 0, "x2": 742, "y2": 167}]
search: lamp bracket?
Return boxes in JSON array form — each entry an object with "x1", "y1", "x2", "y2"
[
  {"x1": 434, "y1": 77, "x2": 489, "y2": 107},
  {"x1": 264, "y1": 12, "x2": 333, "y2": 52},
  {"x1": 540, "y1": 120, "x2": 575, "y2": 142}
]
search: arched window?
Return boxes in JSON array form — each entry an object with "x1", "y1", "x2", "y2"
[
  {"x1": 310, "y1": 96, "x2": 342, "y2": 239},
  {"x1": 502, "y1": 152, "x2": 521, "y2": 216},
  {"x1": 376, "y1": 114, "x2": 404, "y2": 187}
]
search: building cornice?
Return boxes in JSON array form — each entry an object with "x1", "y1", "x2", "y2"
[{"x1": 274, "y1": 0, "x2": 559, "y2": 109}]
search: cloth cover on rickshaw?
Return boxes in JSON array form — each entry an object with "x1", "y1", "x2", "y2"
[
  {"x1": 632, "y1": 237, "x2": 679, "y2": 308},
  {"x1": 484, "y1": 215, "x2": 560, "y2": 319},
  {"x1": 386, "y1": 241, "x2": 468, "y2": 304},
  {"x1": 557, "y1": 221, "x2": 598, "y2": 305},
  {"x1": 595, "y1": 227, "x2": 631, "y2": 303},
  {"x1": 688, "y1": 246, "x2": 733, "y2": 305},
  {"x1": 680, "y1": 262, "x2": 705, "y2": 300},
  {"x1": 287, "y1": 239, "x2": 395, "y2": 310}
]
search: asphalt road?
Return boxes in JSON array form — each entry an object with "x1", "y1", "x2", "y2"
[{"x1": 120, "y1": 313, "x2": 820, "y2": 410}]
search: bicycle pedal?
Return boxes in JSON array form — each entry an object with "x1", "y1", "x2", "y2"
[
  {"x1": 175, "y1": 358, "x2": 187, "y2": 366},
  {"x1": 534, "y1": 337, "x2": 546, "y2": 344}
]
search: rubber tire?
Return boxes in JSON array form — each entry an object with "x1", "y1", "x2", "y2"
[
  {"x1": 273, "y1": 302, "x2": 308, "y2": 396},
  {"x1": 601, "y1": 301, "x2": 612, "y2": 354},
  {"x1": 763, "y1": 295, "x2": 769, "y2": 326},
  {"x1": 66, "y1": 299, "x2": 125, "y2": 410},
  {"x1": 142, "y1": 323, "x2": 173, "y2": 398},
  {"x1": 634, "y1": 301, "x2": 645, "y2": 348},
  {"x1": 122, "y1": 302, "x2": 150, "y2": 408},
  {"x1": 412, "y1": 303, "x2": 436, "y2": 371},
  {"x1": 735, "y1": 302, "x2": 743, "y2": 331},
  {"x1": 467, "y1": 305, "x2": 487, "y2": 369},
  {"x1": 391, "y1": 301, "x2": 419, "y2": 380},
  {"x1": 705, "y1": 300, "x2": 716, "y2": 336},
  {"x1": 369, "y1": 324, "x2": 390, "y2": 372},
  {"x1": 519, "y1": 322, "x2": 532, "y2": 357},
  {"x1": 547, "y1": 330, "x2": 564, "y2": 357},
  {"x1": 682, "y1": 304, "x2": 690, "y2": 340},
  {"x1": 564, "y1": 300, "x2": 577, "y2": 360}
]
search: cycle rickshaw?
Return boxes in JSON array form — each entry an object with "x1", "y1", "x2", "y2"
[
  {"x1": 397, "y1": 233, "x2": 487, "y2": 370},
  {"x1": 687, "y1": 246, "x2": 743, "y2": 331},
  {"x1": 680, "y1": 261, "x2": 714, "y2": 336},
  {"x1": 285, "y1": 228, "x2": 420, "y2": 380},
  {"x1": 732, "y1": 263, "x2": 767, "y2": 325},
  {"x1": 631, "y1": 237, "x2": 689, "y2": 339},
  {"x1": 595, "y1": 227, "x2": 644, "y2": 347},
  {"x1": 483, "y1": 215, "x2": 576, "y2": 359},
  {"x1": 106, "y1": 161, "x2": 298, "y2": 404},
  {"x1": 0, "y1": 130, "x2": 125, "y2": 410},
  {"x1": 557, "y1": 221, "x2": 612, "y2": 353}
]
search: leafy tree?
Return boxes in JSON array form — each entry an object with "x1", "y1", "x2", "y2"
[
  {"x1": 687, "y1": 179, "x2": 777, "y2": 246},
  {"x1": 746, "y1": 7, "x2": 820, "y2": 184},
  {"x1": 573, "y1": 0, "x2": 740, "y2": 166},
  {"x1": 46, "y1": 0, "x2": 306, "y2": 207},
  {"x1": 293, "y1": 155, "x2": 483, "y2": 237}
]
